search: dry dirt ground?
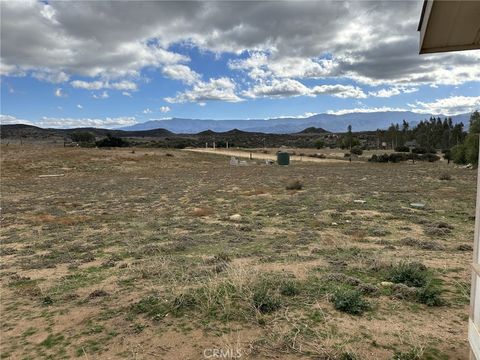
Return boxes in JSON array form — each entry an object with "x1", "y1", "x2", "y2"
[{"x1": 0, "y1": 145, "x2": 476, "y2": 360}]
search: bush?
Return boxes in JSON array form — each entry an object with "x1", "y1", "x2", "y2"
[
  {"x1": 389, "y1": 152, "x2": 409, "y2": 163},
  {"x1": 394, "y1": 145, "x2": 410, "y2": 152},
  {"x1": 388, "y1": 262, "x2": 428, "y2": 288},
  {"x1": 418, "y1": 153, "x2": 440, "y2": 162},
  {"x1": 416, "y1": 284, "x2": 444, "y2": 306},
  {"x1": 279, "y1": 280, "x2": 301, "y2": 296},
  {"x1": 314, "y1": 139, "x2": 325, "y2": 149},
  {"x1": 96, "y1": 134, "x2": 129, "y2": 147},
  {"x1": 392, "y1": 348, "x2": 423, "y2": 360},
  {"x1": 286, "y1": 179, "x2": 303, "y2": 190},
  {"x1": 451, "y1": 144, "x2": 467, "y2": 164},
  {"x1": 369, "y1": 153, "x2": 390, "y2": 163},
  {"x1": 412, "y1": 147, "x2": 435, "y2": 154},
  {"x1": 71, "y1": 131, "x2": 95, "y2": 144},
  {"x1": 252, "y1": 287, "x2": 281, "y2": 313},
  {"x1": 439, "y1": 172, "x2": 452, "y2": 181},
  {"x1": 350, "y1": 146, "x2": 363, "y2": 155},
  {"x1": 331, "y1": 288, "x2": 370, "y2": 315}
]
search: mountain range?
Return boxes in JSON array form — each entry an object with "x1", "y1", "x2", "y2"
[{"x1": 121, "y1": 111, "x2": 471, "y2": 134}]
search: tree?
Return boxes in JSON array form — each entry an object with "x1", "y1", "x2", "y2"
[
  {"x1": 451, "y1": 110, "x2": 480, "y2": 165},
  {"x1": 347, "y1": 125, "x2": 353, "y2": 150},
  {"x1": 96, "y1": 134, "x2": 129, "y2": 147},
  {"x1": 71, "y1": 131, "x2": 95, "y2": 144},
  {"x1": 314, "y1": 139, "x2": 325, "y2": 149}
]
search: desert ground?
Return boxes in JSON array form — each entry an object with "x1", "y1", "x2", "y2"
[{"x1": 0, "y1": 145, "x2": 476, "y2": 359}]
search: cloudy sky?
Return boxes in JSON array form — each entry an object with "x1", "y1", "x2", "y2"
[{"x1": 1, "y1": 0, "x2": 479, "y2": 128}]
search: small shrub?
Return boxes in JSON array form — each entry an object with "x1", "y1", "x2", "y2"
[
  {"x1": 412, "y1": 147, "x2": 435, "y2": 154},
  {"x1": 252, "y1": 287, "x2": 281, "y2": 313},
  {"x1": 350, "y1": 146, "x2": 363, "y2": 155},
  {"x1": 392, "y1": 348, "x2": 423, "y2": 360},
  {"x1": 340, "y1": 352, "x2": 359, "y2": 360},
  {"x1": 286, "y1": 179, "x2": 303, "y2": 190},
  {"x1": 131, "y1": 295, "x2": 169, "y2": 320},
  {"x1": 171, "y1": 293, "x2": 197, "y2": 314},
  {"x1": 395, "y1": 145, "x2": 410, "y2": 152},
  {"x1": 416, "y1": 284, "x2": 444, "y2": 306},
  {"x1": 457, "y1": 244, "x2": 473, "y2": 251},
  {"x1": 357, "y1": 283, "x2": 379, "y2": 296},
  {"x1": 96, "y1": 134, "x2": 129, "y2": 147},
  {"x1": 439, "y1": 172, "x2": 452, "y2": 181},
  {"x1": 331, "y1": 288, "x2": 370, "y2": 315},
  {"x1": 391, "y1": 283, "x2": 417, "y2": 300},
  {"x1": 279, "y1": 280, "x2": 301, "y2": 296},
  {"x1": 388, "y1": 262, "x2": 428, "y2": 288},
  {"x1": 419, "y1": 153, "x2": 440, "y2": 162}
]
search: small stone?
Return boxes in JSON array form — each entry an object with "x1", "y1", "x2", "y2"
[
  {"x1": 380, "y1": 281, "x2": 394, "y2": 287},
  {"x1": 229, "y1": 214, "x2": 242, "y2": 222},
  {"x1": 410, "y1": 203, "x2": 425, "y2": 208},
  {"x1": 354, "y1": 200, "x2": 366, "y2": 204},
  {"x1": 331, "y1": 222, "x2": 338, "y2": 226}
]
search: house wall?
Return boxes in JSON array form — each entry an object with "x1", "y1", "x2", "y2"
[{"x1": 469, "y1": 141, "x2": 480, "y2": 359}]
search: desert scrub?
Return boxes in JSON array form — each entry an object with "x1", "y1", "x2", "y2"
[
  {"x1": 388, "y1": 262, "x2": 428, "y2": 288},
  {"x1": 279, "y1": 280, "x2": 301, "y2": 296},
  {"x1": 416, "y1": 284, "x2": 444, "y2": 306},
  {"x1": 330, "y1": 288, "x2": 370, "y2": 315},
  {"x1": 438, "y1": 172, "x2": 452, "y2": 181},
  {"x1": 252, "y1": 286, "x2": 282, "y2": 313},
  {"x1": 285, "y1": 179, "x2": 303, "y2": 190}
]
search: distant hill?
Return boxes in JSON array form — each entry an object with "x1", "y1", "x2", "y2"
[
  {"x1": 0, "y1": 125, "x2": 173, "y2": 139},
  {"x1": 120, "y1": 111, "x2": 471, "y2": 134},
  {"x1": 297, "y1": 127, "x2": 328, "y2": 134}
]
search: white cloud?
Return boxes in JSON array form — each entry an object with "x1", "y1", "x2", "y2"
[
  {"x1": 77, "y1": 104, "x2": 83, "y2": 109},
  {"x1": 122, "y1": 91, "x2": 132, "y2": 97},
  {"x1": 408, "y1": 96, "x2": 480, "y2": 116},
  {"x1": 369, "y1": 86, "x2": 419, "y2": 98},
  {"x1": 1, "y1": 1, "x2": 479, "y2": 100},
  {"x1": 160, "y1": 106, "x2": 170, "y2": 113},
  {"x1": 93, "y1": 90, "x2": 109, "y2": 99},
  {"x1": 38, "y1": 116, "x2": 137, "y2": 128},
  {"x1": 0, "y1": 114, "x2": 34, "y2": 125},
  {"x1": 243, "y1": 79, "x2": 311, "y2": 98},
  {"x1": 142, "y1": 108, "x2": 153, "y2": 114},
  {"x1": 326, "y1": 107, "x2": 408, "y2": 116},
  {"x1": 165, "y1": 77, "x2": 242, "y2": 104},
  {"x1": 54, "y1": 88, "x2": 67, "y2": 97},
  {"x1": 244, "y1": 80, "x2": 367, "y2": 99},
  {"x1": 71, "y1": 80, "x2": 137, "y2": 91},
  {"x1": 33, "y1": 70, "x2": 69, "y2": 84},
  {"x1": 311, "y1": 84, "x2": 367, "y2": 99},
  {"x1": 162, "y1": 64, "x2": 200, "y2": 84}
]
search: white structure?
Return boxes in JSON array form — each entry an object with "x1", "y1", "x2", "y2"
[{"x1": 418, "y1": 1, "x2": 480, "y2": 357}]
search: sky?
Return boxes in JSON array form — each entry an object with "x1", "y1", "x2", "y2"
[{"x1": 0, "y1": 0, "x2": 479, "y2": 129}]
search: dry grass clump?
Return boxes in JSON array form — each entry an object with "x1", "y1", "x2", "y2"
[
  {"x1": 191, "y1": 207, "x2": 214, "y2": 217},
  {"x1": 285, "y1": 179, "x2": 303, "y2": 190},
  {"x1": 439, "y1": 172, "x2": 452, "y2": 181}
]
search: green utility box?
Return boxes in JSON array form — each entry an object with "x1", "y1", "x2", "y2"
[{"x1": 277, "y1": 152, "x2": 290, "y2": 165}]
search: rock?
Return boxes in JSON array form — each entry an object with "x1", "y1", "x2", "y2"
[
  {"x1": 331, "y1": 222, "x2": 338, "y2": 226},
  {"x1": 410, "y1": 203, "x2": 425, "y2": 209},
  {"x1": 229, "y1": 214, "x2": 242, "y2": 222},
  {"x1": 380, "y1": 281, "x2": 394, "y2": 287},
  {"x1": 353, "y1": 200, "x2": 366, "y2": 204}
]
